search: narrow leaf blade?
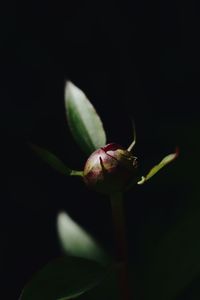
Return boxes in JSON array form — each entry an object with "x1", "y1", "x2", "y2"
[
  {"x1": 19, "y1": 257, "x2": 106, "y2": 300},
  {"x1": 137, "y1": 148, "x2": 179, "y2": 185},
  {"x1": 57, "y1": 212, "x2": 108, "y2": 265},
  {"x1": 30, "y1": 144, "x2": 82, "y2": 176},
  {"x1": 65, "y1": 81, "x2": 106, "y2": 155}
]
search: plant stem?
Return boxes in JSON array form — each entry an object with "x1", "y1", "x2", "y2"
[{"x1": 110, "y1": 192, "x2": 131, "y2": 300}]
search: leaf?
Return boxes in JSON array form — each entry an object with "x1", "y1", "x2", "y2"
[
  {"x1": 65, "y1": 81, "x2": 106, "y2": 155},
  {"x1": 19, "y1": 256, "x2": 106, "y2": 300},
  {"x1": 30, "y1": 144, "x2": 83, "y2": 176},
  {"x1": 79, "y1": 268, "x2": 120, "y2": 300},
  {"x1": 57, "y1": 212, "x2": 109, "y2": 266},
  {"x1": 145, "y1": 209, "x2": 200, "y2": 300},
  {"x1": 137, "y1": 148, "x2": 179, "y2": 185},
  {"x1": 79, "y1": 264, "x2": 139, "y2": 300}
]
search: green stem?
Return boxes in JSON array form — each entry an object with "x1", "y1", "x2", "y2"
[{"x1": 110, "y1": 192, "x2": 131, "y2": 300}]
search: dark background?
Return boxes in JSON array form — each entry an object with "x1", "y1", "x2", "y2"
[{"x1": 1, "y1": 1, "x2": 200, "y2": 299}]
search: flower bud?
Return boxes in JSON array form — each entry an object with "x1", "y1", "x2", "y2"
[{"x1": 83, "y1": 143, "x2": 138, "y2": 194}]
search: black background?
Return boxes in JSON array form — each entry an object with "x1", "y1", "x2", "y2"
[{"x1": 1, "y1": 1, "x2": 200, "y2": 299}]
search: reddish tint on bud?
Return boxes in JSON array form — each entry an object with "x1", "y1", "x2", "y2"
[{"x1": 83, "y1": 143, "x2": 138, "y2": 194}]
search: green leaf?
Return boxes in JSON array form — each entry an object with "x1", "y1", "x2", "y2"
[
  {"x1": 57, "y1": 212, "x2": 109, "y2": 266},
  {"x1": 65, "y1": 81, "x2": 106, "y2": 155},
  {"x1": 80, "y1": 264, "x2": 140, "y2": 300},
  {"x1": 145, "y1": 209, "x2": 200, "y2": 300},
  {"x1": 79, "y1": 268, "x2": 120, "y2": 300},
  {"x1": 19, "y1": 257, "x2": 106, "y2": 300},
  {"x1": 137, "y1": 148, "x2": 179, "y2": 185},
  {"x1": 30, "y1": 144, "x2": 83, "y2": 176}
]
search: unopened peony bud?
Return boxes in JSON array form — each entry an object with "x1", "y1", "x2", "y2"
[{"x1": 83, "y1": 143, "x2": 138, "y2": 194}]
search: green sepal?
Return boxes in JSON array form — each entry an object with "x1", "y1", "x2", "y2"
[
  {"x1": 138, "y1": 148, "x2": 179, "y2": 185},
  {"x1": 30, "y1": 144, "x2": 83, "y2": 176}
]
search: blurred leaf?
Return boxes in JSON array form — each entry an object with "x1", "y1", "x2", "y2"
[
  {"x1": 137, "y1": 148, "x2": 179, "y2": 185},
  {"x1": 30, "y1": 144, "x2": 83, "y2": 176},
  {"x1": 79, "y1": 268, "x2": 119, "y2": 300},
  {"x1": 65, "y1": 81, "x2": 106, "y2": 155},
  {"x1": 19, "y1": 256, "x2": 106, "y2": 300},
  {"x1": 57, "y1": 212, "x2": 109, "y2": 266},
  {"x1": 79, "y1": 264, "x2": 140, "y2": 300},
  {"x1": 145, "y1": 209, "x2": 200, "y2": 300}
]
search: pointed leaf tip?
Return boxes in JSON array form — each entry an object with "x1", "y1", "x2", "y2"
[
  {"x1": 137, "y1": 147, "x2": 179, "y2": 185},
  {"x1": 65, "y1": 81, "x2": 106, "y2": 155},
  {"x1": 127, "y1": 119, "x2": 136, "y2": 152}
]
